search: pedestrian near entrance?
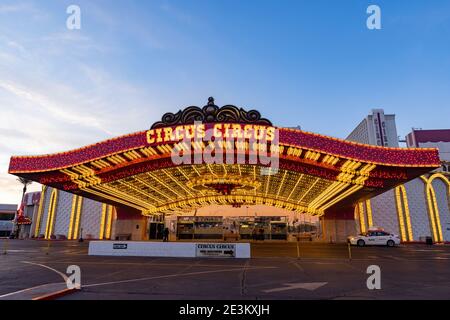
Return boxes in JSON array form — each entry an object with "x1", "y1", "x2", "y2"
[
  {"x1": 163, "y1": 227, "x2": 169, "y2": 242},
  {"x1": 259, "y1": 228, "x2": 264, "y2": 241}
]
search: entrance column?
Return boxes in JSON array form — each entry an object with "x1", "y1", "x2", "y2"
[{"x1": 322, "y1": 206, "x2": 356, "y2": 243}]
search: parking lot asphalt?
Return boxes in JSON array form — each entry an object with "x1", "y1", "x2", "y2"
[{"x1": 1, "y1": 239, "x2": 450, "y2": 300}]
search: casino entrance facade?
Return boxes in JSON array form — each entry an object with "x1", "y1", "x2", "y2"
[{"x1": 8, "y1": 98, "x2": 441, "y2": 242}]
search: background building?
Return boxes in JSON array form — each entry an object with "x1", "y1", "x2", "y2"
[
  {"x1": 346, "y1": 109, "x2": 399, "y2": 147},
  {"x1": 18, "y1": 192, "x2": 41, "y2": 239},
  {"x1": 406, "y1": 129, "x2": 450, "y2": 172},
  {"x1": 348, "y1": 111, "x2": 450, "y2": 243},
  {"x1": 0, "y1": 204, "x2": 17, "y2": 238},
  {"x1": 8, "y1": 102, "x2": 442, "y2": 243}
]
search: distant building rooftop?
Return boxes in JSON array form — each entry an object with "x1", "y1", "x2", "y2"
[
  {"x1": 0, "y1": 204, "x2": 17, "y2": 212},
  {"x1": 411, "y1": 129, "x2": 450, "y2": 144}
]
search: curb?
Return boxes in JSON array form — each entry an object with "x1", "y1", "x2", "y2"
[{"x1": 33, "y1": 288, "x2": 80, "y2": 300}]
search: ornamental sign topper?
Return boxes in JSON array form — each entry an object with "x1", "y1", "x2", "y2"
[
  {"x1": 8, "y1": 97, "x2": 440, "y2": 216},
  {"x1": 151, "y1": 97, "x2": 272, "y2": 129}
]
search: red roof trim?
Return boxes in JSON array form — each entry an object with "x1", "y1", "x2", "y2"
[{"x1": 8, "y1": 126, "x2": 441, "y2": 173}]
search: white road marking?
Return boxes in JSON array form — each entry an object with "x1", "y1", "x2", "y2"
[
  {"x1": 21, "y1": 261, "x2": 68, "y2": 282},
  {"x1": 83, "y1": 266, "x2": 276, "y2": 288},
  {"x1": 263, "y1": 282, "x2": 327, "y2": 293},
  {"x1": 385, "y1": 255, "x2": 403, "y2": 261},
  {"x1": 29, "y1": 260, "x2": 264, "y2": 268},
  {"x1": 0, "y1": 283, "x2": 61, "y2": 299}
]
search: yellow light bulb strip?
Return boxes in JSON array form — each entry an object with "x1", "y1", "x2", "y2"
[
  {"x1": 160, "y1": 169, "x2": 197, "y2": 197},
  {"x1": 308, "y1": 182, "x2": 347, "y2": 209},
  {"x1": 34, "y1": 185, "x2": 47, "y2": 237},
  {"x1": 397, "y1": 185, "x2": 413, "y2": 241},
  {"x1": 358, "y1": 202, "x2": 367, "y2": 233},
  {"x1": 116, "y1": 180, "x2": 164, "y2": 205},
  {"x1": 61, "y1": 168, "x2": 79, "y2": 180},
  {"x1": 320, "y1": 185, "x2": 363, "y2": 211},
  {"x1": 421, "y1": 175, "x2": 444, "y2": 242},
  {"x1": 145, "y1": 172, "x2": 184, "y2": 198},
  {"x1": 142, "y1": 195, "x2": 316, "y2": 216},
  {"x1": 72, "y1": 196, "x2": 83, "y2": 240},
  {"x1": 98, "y1": 185, "x2": 156, "y2": 209},
  {"x1": 67, "y1": 195, "x2": 78, "y2": 240},
  {"x1": 91, "y1": 161, "x2": 106, "y2": 170},
  {"x1": 297, "y1": 177, "x2": 323, "y2": 204},
  {"x1": 176, "y1": 166, "x2": 190, "y2": 179},
  {"x1": 365, "y1": 199, "x2": 373, "y2": 228},
  {"x1": 430, "y1": 187, "x2": 443, "y2": 242},
  {"x1": 286, "y1": 174, "x2": 304, "y2": 201},
  {"x1": 264, "y1": 168, "x2": 272, "y2": 197},
  {"x1": 86, "y1": 186, "x2": 145, "y2": 211},
  {"x1": 134, "y1": 176, "x2": 176, "y2": 201},
  {"x1": 395, "y1": 187, "x2": 407, "y2": 241},
  {"x1": 99, "y1": 203, "x2": 107, "y2": 240},
  {"x1": 44, "y1": 188, "x2": 58, "y2": 239},
  {"x1": 105, "y1": 205, "x2": 114, "y2": 239},
  {"x1": 276, "y1": 171, "x2": 288, "y2": 198}
]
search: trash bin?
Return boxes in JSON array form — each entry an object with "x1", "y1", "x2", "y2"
[{"x1": 426, "y1": 236, "x2": 433, "y2": 245}]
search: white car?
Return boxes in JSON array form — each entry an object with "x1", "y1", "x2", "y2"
[{"x1": 348, "y1": 230, "x2": 401, "y2": 247}]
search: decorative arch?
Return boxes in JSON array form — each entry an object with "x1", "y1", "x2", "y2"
[
  {"x1": 72, "y1": 196, "x2": 84, "y2": 240},
  {"x1": 67, "y1": 195, "x2": 83, "y2": 240},
  {"x1": 428, "y1": 173, "x2": 450, "y2": 189},
  {"x1": 99, "y1": 203, "x2": 114, "y2": 240},
  {"x1": 355, "y1": 199, "x2": 373, "y2": 234},
  {"x1": 8, "y1": 99, "x2": 441, "y2": 221},
  {"x1": 357, "y1": 202, "x2": 367, "y2": 233},
  {"x1": 34, "y1": 185, "x2": 47, "y2": 237},
  {"x1": 44, "y1": 188, "x2": 58, "y2": 239},
  {"x1": 395, "y1": 185, "x2": 413, "y2": 242},
  {"x1": 366, "y1": 199, "x2": 373, "y2": 228},
  {"x1": 421, "y1": 175, "x2": 448, "y2": 242}
]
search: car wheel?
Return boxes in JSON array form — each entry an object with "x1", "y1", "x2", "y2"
[
  {"x1": 357, "y1": 239, "x2": 365, "y2": 247},
  {"x1": 387, "y1": 240, "x2": 395, "y2": 247}
]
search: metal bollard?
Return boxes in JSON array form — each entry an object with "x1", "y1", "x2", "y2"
[
  {"x1": 347, "y1": 242, "x2": 352, "y2": 261},
  {"x1": 45, "y1": 239, "x2": 51, "y2": 255},
  {"x1": 2, "y1": 239, "x2": 8, "y2": 255}
]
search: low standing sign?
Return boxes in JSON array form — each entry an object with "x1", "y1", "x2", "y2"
[{"x1": 196, "y1": 243, "x2": 236, "y2": 257}]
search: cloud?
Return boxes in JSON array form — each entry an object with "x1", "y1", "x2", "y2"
[
  {"x1": 160, "y1": 2, "x2": 193, "y2": 25},
  {"x1": 0, "y1": 3, "x2": 31, "y2": 13},
  {"x1": 0, "y1": 80, "x2": 114, "y2": 135},
  {"x1": 0, "y1": 19, "x2": 165, "y2": 203}
]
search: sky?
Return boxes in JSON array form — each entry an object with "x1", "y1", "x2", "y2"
[{"x1": 1, "y1": 0, "x2": 450, "y2": 204}]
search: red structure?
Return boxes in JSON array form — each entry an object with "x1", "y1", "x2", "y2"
[{"x1": 8, "y1": 99, "x2": 440, "y2": 234}]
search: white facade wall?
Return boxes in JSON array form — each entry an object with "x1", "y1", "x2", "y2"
[
  {"x1": 35, "y1": 188, "x2": 105, "y2": 239},
  {"x1": 53, "y1": 191, "x2": 72, "y2": 236},
  {"x1": 420, "y1": 141, "x2": 450, "y2": 162},
  {"x1": 370, "y1": 190, "x2": 399, "y2": 235},
  {"x1": 38, "y1": 188, "x2": 52, "y2": 236},
  {"x1": 80, "y1": 198, "x2": 102, "y2": 239},
  {"x1": 347, "y1": 109, "x2": 450, "y2": 242},
  {"x1": 346, "y1": 111, "x2": 398, "y2": 147},
  {"x1": 433, "y1": 179, "x2": 450, "y2": 241},
  {"x1": 384, "y1": 115, "x2": 399, "y2": 148},
  {"x1": 363, "y1": 177, "x2": 450, "y2": 242},
  {"x1": 346, "y1": 119, "x2": 370, "y2": 145},
  {"x1": 404, "y1": 179, "x2": 431, "y2": 240}
]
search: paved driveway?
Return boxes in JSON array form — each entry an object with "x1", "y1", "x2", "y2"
[{"x1": 1, "y1": 239, "x2": 449, "y2": 300}]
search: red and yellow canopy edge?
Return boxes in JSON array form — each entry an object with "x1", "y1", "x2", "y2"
[{"x1": 8, "y1": 125, "x2": 441, "y2": 173}]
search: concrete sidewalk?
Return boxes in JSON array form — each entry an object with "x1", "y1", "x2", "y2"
[{"x1": 0, "y1": 282, "x2": 76, "y2": 300}]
